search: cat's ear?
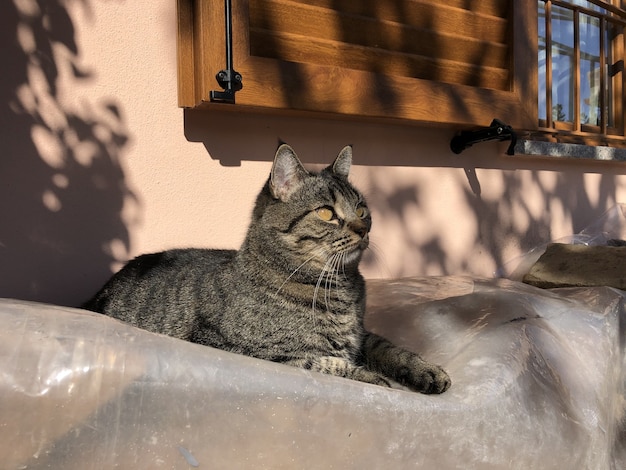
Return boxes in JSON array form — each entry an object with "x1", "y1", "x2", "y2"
[
  {"x1": 331, "y1": 145, "x2": 352, "y2": 178},
  {"x1": 270, "y1": 144, "x2": 309, "y2": 201}
]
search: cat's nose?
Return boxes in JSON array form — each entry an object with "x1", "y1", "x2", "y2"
[{"x1": 349, "y1": 222, "x2": 368, "y2": 239}]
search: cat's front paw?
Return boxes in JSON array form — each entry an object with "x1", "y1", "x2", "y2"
[
  {"x1": 405, "y1": 363, "x2": 451, "y2": 394},
  {"x1": 418, "y1": 364, "x2": 451, "y2": 394}
]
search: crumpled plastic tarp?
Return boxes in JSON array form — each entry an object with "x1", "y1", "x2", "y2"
[{"x1": 1, "y1": 277, "x2": 625, "y2": 469}]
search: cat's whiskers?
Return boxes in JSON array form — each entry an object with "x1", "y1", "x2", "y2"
[
  {"x1": 334, "y1": 252, "x2": 345, "y2": 300},
  {"x1": 324, "y1": 252, "x2": 342, "y2": 311},
  {"x1": 313, "y1": 252, "x2": 335, "y2": 313},
  {"x1": 336, "y1": 249, "x2": 348, "y2": 273},
  {"x1": 275, "y1": 254, "x2": 318, "y2": 295},
  {"x1": 315, "y1": 248, "x2": 346, "y2": 313},
  {"x1": 363, "y1": 239, "x2": 391, "y2": 278},
  {"x1": 322, "y1": 253, "x2": 334, "y2": 308},
  {"x1": 316, "y1": 245, "x2": 356, "y2": 315},
  {"x1": 340, "y1": 250, "x2": 348, "y2": 278}
]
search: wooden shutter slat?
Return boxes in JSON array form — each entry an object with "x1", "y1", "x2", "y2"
[
  {"x1": 235, "y1": 58, "x2": 526, "y2": 123},
  {"x1": 250, "y1": 29, "x2": 510, "y2": 90},
  {"x1": 250, "y1": 0, "x2": 509, "y2": 71},
  {"x1": 290, "y1": 0, "x2": 510, "y2": 30}
]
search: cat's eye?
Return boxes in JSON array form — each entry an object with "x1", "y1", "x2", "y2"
[
  {"x1": 316, "y1": 207, "x2": 335, "y2": 222},
  {"x1": 355, "y1": 206, "x2": 368, "y2": 218}
]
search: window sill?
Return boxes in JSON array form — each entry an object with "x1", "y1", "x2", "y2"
[{"x1": 514, "y1": 139, "x2": 626, "y2": 162}]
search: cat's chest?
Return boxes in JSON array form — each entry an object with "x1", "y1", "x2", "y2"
[
  {"x1": 323, "y1": 312, "x2": 360, "y2": 336},
  {"x1": 312, "y1": 308, "x2": 362, "y2": 357}
]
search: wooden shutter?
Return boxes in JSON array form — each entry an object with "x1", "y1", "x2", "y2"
[{"x1": 177, "y1": 0, "x2": 537, "y2": 129}]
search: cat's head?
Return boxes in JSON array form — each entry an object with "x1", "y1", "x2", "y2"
[{"x1": 249, "y1": 144, "x2": 371, "y2": 273}]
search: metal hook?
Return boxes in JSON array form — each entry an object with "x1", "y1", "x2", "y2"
[
  {"x1": 450, "y1": 119, "x2": 517, "y2": 155},
  {"x1": 210, "y1": 0, "x2": 243, "y2": 104}
]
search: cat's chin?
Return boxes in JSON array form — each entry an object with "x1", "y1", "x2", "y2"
[{"x1": 343, "y1": 248, "x2": 364, "y2": 266}]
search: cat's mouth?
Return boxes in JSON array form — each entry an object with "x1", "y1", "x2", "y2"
[{"x1": 358, "y1": 233, "x2": 370, "y2": 252}]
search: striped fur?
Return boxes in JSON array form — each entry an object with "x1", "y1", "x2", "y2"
[{"x1": 84, "y1": 145, "x2": 450, "y2": 394}]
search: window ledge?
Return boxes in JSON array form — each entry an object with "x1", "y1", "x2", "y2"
[{"x1": 514, "y1": 140, "x2": 626, "y2": 162}]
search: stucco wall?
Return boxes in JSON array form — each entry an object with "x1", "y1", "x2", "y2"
[{"x1": 2, "y1": 0, "x2": 626, "y2": 306}]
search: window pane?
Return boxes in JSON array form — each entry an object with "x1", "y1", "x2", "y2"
[
  {"x1": 580, "y1": 13, "x2": 601, "y2": 125},
  {"x1": 536, "y1": 0, "x2": 625, "y2": 138},
  {"x1": 551, "y1": 6, "x2": 575, "y2": 122},
  {"x1": 571, "y1": 0, "x2": 608, "y2": 13},
  {"x1": 538, "y1": 1, "x2": 547, "y2": 121}
]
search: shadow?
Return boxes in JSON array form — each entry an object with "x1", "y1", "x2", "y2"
[
  {"x1": 186, "y1": 98, "x2": 626, "y2": 278},
  {"x1": 362, "y1": 154, "x2": 623, "y2": 278},
  {"x1": 248, "y1": 0, "x2": 309, "y2": 111},
  {"x1": 186, "y1": 1, "x2": 528, "y2": 167},
  {"x1": 187, "y1": 2, "x2": 626, "y2": 280},
  {"x1": 0, "y1": 1, "x2": 135, "y2": 306}
]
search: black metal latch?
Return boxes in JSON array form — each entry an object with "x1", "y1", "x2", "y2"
[
  {"x1": 450, "y1": 119, "x2": 517, "y2": 155},
  {"x1": 210, "y1": 0, "x2": 243, "y2": 104}
]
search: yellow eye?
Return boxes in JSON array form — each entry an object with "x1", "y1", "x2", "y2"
[
  {"x1": 317, "y1": 207, "x2": 334, "y2": 221},
  {"x1": 355, "y1": 206, "x2": 368, "y2": 218}
]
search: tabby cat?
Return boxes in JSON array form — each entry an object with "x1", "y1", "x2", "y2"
[{"x1": 84, "y1": 144, "x2": 451, "y2": 394}]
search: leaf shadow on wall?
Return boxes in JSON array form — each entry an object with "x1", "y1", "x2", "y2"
[
  {"x1": 187, "y1": 0, "x2": 626, "y2": 279},
  {"x1": 361, "y1": 159, "x2": 624, "y2": 279},
  {"x1": 0, "y1": 1, "x2": 137, "y2": 306},
  {"x1": 187, "y1": 101, "x2": 626, "y2": 280}
]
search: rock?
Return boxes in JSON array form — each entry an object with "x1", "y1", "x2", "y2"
[{"x1": 523, "y1": 243, "x2": 626, "y2": 290}]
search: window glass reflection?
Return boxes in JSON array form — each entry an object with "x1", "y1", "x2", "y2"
[
  {"x1": 551, "y1": 6, "x2": 575, "y2": 122},
  {"x1": 580, "y1": 13, "x2": 601, "y2": 125}
]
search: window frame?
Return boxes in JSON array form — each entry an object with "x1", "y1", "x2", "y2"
[{"x1": 536, "y1": 0, "x2": 626, "y2": 147}]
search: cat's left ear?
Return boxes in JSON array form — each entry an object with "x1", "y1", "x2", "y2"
[
  {"x1": 331, "y1": 145, "x2": 352, "y2": 178},
  {"x1": 270, "y1": 144, "x2": 309, "y2": 201}
]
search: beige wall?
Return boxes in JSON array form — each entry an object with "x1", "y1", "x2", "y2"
[{"x1": 2, "y1": 0, "x2": 626, "y2": 306}]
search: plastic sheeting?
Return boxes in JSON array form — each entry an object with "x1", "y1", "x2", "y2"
[{"x1": 1, "y1": 277, "x2": 625, "y2": 469}]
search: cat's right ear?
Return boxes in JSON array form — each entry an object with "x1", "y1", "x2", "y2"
[
  {"x1": 270, "y1": 144, "x2": 309, "y2": 201},
  {"x1": 331, "y1": 145, "x2": 352, "y2": 178}
]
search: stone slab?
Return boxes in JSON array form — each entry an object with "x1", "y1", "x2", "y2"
[{"x1": 523, "y1": 243, "x2": 626, "y2": 289}]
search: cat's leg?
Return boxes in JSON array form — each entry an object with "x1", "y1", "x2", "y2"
[
  {"x1": 361, "y1": 333, "x2": 451, "y2": 394},
  {"x1": 286, "y1": 356, "x2": 392, "y2": 388}
]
